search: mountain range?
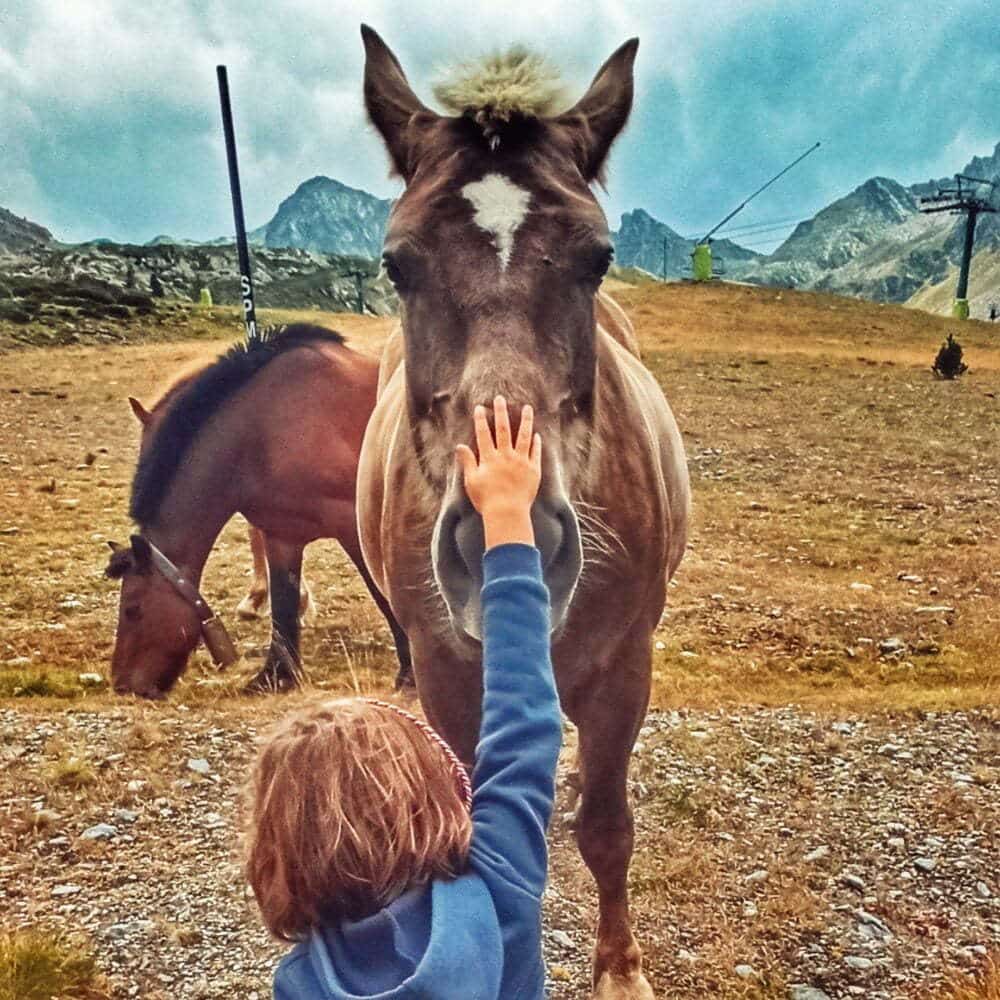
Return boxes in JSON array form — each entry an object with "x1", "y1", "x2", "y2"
[{"x1": 2, "y1": 141, "x2": 997, "y2": 318}]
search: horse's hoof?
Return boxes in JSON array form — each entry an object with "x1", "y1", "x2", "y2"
[
  {"x1": 593, "y1": 971, "x2": 655, "y2": 1000},
  {"x1": 242, "y1": 670, "x2": 299, "y2": 695},
  {"x1": 236, "y1": 596, "x2": 265, "y2": 620}
]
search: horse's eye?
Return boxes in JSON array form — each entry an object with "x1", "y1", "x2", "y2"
[
  {"x1": 382, "y1": 253, "x2": 407, "y2": 291},
  {"x1": 124, "y1": 605, "x2": 142, "y2": 622},
  {"x1": 593, "y1": 246, "x2": 614, "y2": 279}
]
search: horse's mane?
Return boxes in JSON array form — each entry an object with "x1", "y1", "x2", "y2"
[
  {"x1": 130, "y1": 323, "x2": 344, "y2": 526},
  {"x1": 433, "y1": 48, "x2": 568, "y2": 144}
]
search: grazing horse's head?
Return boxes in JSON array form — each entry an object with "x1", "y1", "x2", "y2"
[
  {"x1": 363, "y1": 26, "x2": 637, "y2": 641},
  {"x1": 105, "y1": 535, "x2": 201, "y2": 698}
]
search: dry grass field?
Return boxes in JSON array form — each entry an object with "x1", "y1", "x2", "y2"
[{"x1": 0, "y1": 281, "x2": 997, "y2": 999}]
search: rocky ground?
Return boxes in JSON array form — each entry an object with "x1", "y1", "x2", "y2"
[{"x1": 1, "y1": 700, "x2": 996, "y2": 1000}]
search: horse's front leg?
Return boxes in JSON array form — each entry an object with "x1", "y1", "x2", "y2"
[
  {"x1": 236, "y1": 523, "x2": 270, "y2": 619},
  {"x1": 565, "y1": 632, "x2": 654, "y2": 1000},
  {"x1": 245, "y1": 537, "x2": 304, "y2": 693}
]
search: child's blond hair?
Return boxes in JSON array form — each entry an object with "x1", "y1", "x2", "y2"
[{"x1": 243, "y1": 698, "x2": 472, "y2": 941}]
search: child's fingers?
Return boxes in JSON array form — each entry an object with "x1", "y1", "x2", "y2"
[
  {"x1": 515, "y1": 404, "x2": 534, "y2": 454},
  {"x1": 531, "y1": 432, "x2": 542, "y2": 472},
  {"x1": 473, "y1": 404, "x2": 494, "y2": 456},
  {"x1": 493, "y1": 395, "x2": 512, "y2": 451},
  {"x1": 455, "y1": 443, "x2": 477, "y2": 481}
]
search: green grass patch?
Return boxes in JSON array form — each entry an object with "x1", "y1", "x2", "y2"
[
  {"x1": 0, "y1": 668, "x2": 96, "y2": 699},
  {"x1": 0, "y1": 928, "x2": 107, "y2": 1000}
]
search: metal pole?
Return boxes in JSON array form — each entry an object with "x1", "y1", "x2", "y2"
[
  {"x1": 662, "y1": 237, "x2": 667, "y2": 281},
  {"x1": 955, "y1": 209, "x2": 979, "y2": 302},
  {"x1": 217, "y1": 65, "x2": 259, "y2": 344}
]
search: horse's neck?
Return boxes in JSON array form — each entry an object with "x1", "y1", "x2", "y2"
[{"x1": 145, "y1": 426, "x2": 242, "y2": 584}]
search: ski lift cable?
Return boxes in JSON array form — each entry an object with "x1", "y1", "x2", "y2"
[{"x1": 699, "y1": 142, "x2": 822, "y2": 244}]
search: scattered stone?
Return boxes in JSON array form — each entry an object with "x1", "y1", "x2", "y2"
[
  {"x1": 186, "y1": 758, "x2": 211, "y2": 776},
  {"x1": 789, "y1": 988, "x2": 832, "y2": 1000},
  {"x1": 745, "y1": 869, "x2": 768, "y2": 884},
  {"x1": 52, "y1": 883, "x2": 81, "y2": 896},
  {"x1": 841, "y1": 873, "x2": 866, "y2": 892},
  {"x1": 804, "y1": 845, "x2": 830, "y2": 863},
  {"x1": 676, "y1": 948, "x2": 697, "y2": 965},
  {"x1": 975, "y1": 881, "x2": 991, "y2": 899},
  {"x1": 897, "y1": 573, "x2": 923, "y2": 583},
  {"x1": 845, "y1": 956, "x2": 873, "y2": 970},
  {"x1": 654, "y1": 641, "x2": 666, "y2": 651},
  {"x1": 81, "y1": 823, "x2": 118, "y2": 840},
  {"x1": 735, "y1": 964, "x2": 756, "y2": 979},
  {"x1": 879, "y1": 637, "x2": 906, "y2": 655},
  {"x1": 887, "y1": 837, "x2": 905, "y2": 852},
  {"x1": 78, "y1": 672, "x2": 104, "y2": 686},
  {"x1": 549, "y1": 930, "x2": 575, "y2": 950},
  {"x1": 742, "y1": 900, "x2": 758, "y2": 917},
  {"x1": 114, "y1": 809, "x2": 139, "y2": 825},
  {"x1": 914, "y1": 857, "x2": 936, "y2": 873},
  {"x1": 849, "y1": 582, "x2": 873, "y2": 592},
  {"x1": 914, "y1": 605, "x2": 954, "y2": 614}
]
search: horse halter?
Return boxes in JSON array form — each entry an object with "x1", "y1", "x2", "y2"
[{"x1": 141, "y1": 537, "x2": 239, "y2": 668}]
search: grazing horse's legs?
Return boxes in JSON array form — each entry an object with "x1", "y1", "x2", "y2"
[
  {"x1": 339, "y1": 533, "x2": 414, "y2": 690},
  {"x1": 567, "y1": 636, "x2": 654, "y2": 1000},
  {"x1": 236, "y1": 524, "x2": 270, "y2": 619},
  {"x1": 236, "y1": 524, "x2": 315, "y2": 621},
  {"x1": 246, "y1": 537, "x2": 304, "y2": 693}
]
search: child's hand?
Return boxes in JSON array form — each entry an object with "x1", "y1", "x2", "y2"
[{"x1": 456, "y1": 396, "x2": 542, "y2": 550}]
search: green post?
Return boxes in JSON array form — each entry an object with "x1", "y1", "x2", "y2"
[
  {"x1": 199, "y1": 287, "x2": 213, "y2": 307},
  {"x1": 692, "y1": 243, "x2": 713, "y2": 282},
  {"x1": 952, "y1": 299, "x2": 970, "y2": 320}
]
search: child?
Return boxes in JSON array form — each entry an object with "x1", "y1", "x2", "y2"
[{"x1": 244, "y1": 395, "x2": 562, "y2": 999}]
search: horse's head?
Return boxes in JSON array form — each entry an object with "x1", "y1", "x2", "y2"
[
  {"x1": 363, "y1": 26, "x2": 637, "y2": 641},
  {"x1": 105, "y1": 535, "x2": 201, "y2": 698}
]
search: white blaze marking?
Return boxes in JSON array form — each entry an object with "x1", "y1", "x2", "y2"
[{"x1": 461, "y1": 173, "x2": 531, "y2": 270}]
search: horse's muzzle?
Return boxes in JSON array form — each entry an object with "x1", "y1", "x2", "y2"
[{"x1": 432, "y1": 489, "x2": 582, "y2": 642}]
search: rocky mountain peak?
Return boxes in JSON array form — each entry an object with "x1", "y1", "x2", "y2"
[
  {"x1": 264, "y1": 176, "x2": 393, "y2": 257},
  {"x1": 0, "y1": 207, "x2": 54, "y2": 254}
]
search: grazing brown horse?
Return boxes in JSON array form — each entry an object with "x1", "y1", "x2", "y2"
[
  {"x1": 107, "y1": 324, "x2": 411, "y2": 697},
  {"x1": 356, "y1": 28, "x2": 690, "y2": 1000}
]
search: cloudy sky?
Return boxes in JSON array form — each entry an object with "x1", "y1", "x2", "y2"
[{"x1": 2, "y1": 0, "x2": 997, "y2": 248}]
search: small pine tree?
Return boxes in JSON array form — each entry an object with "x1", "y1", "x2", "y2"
[
  {"x1": 932, "y1": 333, "x2": 968, "y2": 379},
  {"x1": 149, "y1": 272, "x2": 165, "y2": 298}
]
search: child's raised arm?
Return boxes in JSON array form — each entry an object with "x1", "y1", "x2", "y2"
[{"x1": 456, "y1": 397, "x2": 562, "y2": 897}]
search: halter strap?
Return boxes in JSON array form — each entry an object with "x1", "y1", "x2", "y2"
[
  {"x1": 139, "y1": 536, "x2": 238, "y2": 668},
  {"x1": 142, "y1": 538, "x2": 217, "y2": 624},
  {"x1": 366, "y1": 699, "x2": 473, "y2": 811}
]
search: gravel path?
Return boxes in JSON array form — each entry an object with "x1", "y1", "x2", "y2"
[{"x1": 1, "y1": 702, "x2": 996, "y2": 999}]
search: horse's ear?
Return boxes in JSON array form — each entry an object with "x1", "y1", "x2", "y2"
[
  {"x1": 556, "y1": 38, "x2": 639, "y2": 185},
  {"x1": 108, "y1": 540, "x2": 123, "y2": 553},
  {"x1": 361, "y1": 24, "x2": 434, "y2": 181},
  {"x1": 128, "y1": 396, "x2": 152, "y2": 426},
  {"x1": 129, "y1": 534, "x2": 152, "y2": 568}
]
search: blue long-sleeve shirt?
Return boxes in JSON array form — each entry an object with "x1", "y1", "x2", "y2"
[{"x1": 272, "y1": 543, "x2": 561, "y2": 1000}]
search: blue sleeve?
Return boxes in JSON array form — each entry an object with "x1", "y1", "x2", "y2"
[{"x1": 468, "y1": 543, "x2": 562, "y2": 898}]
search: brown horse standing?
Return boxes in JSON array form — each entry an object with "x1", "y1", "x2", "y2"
[
  {"x1": 356, "y1": 28, "x2": 689, "y2": 1000},
  {"x1": 108, "y1": 324, "x2": 410, "y2": 697}
]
